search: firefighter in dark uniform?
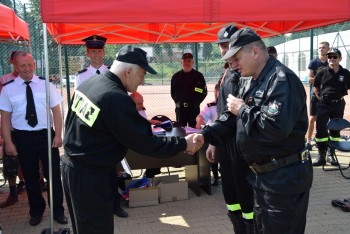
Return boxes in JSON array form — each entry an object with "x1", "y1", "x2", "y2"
[
  {"x1": 313, "y1": 48, "x2": 350, "y2": 166},
  {"x1": 205, "y1": 25, "x2": 254, "y2": 233},
  {"x1": 62, "y1": 45, "x2": 200, "y2": 234},
  {"x1": 195, "y1": 27, "x2": 313, "y2": 233},
  {"x1": 171, "y1": 53, "x2": 207, "y2": 127}
]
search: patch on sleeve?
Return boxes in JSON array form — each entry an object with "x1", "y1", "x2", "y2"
[
  {"x1": 266, "y1": 100, "x2": 282, "y2": 116},
  {"x1": 261, "y1": 100, "x2": 282, "y2": 121},
  {"x1": 276, "y1": 66, "x2": 287, "y2": 81}
]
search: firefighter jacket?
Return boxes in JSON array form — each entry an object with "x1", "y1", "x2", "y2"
[
  {"x1": 64, "y1": 71, "x2": 187, "y2": 168},
  {"x1": 201, "y1": 57, "x2": 308, "y2": 164},
  {"x1": 314, "y1": 65, "x2": 350, "y2": 102},
  {"x1": 171, "y1": 69, "x2": 207, "y2": 109},
  {"x1": 217, "y1": 68, "x2": 241, "y2": 116}
]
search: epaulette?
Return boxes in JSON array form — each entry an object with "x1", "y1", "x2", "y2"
[
  {"x1": 276, "y1": 66, "x2": 287, "y2": 82},
  {"x1": 207, "y1": 102, "x2": 217, "y2": 107},
  {"x1": 38, "y1": 76, "x2": 45, "y2": 80},
  {"x1": 77, "y1": 68, "x2": 88, "y2": 74},
  {"x1": 2, "y1": 79, "x2": 14, "y2": 87}
]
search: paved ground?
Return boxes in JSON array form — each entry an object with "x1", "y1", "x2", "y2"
[{"x1": 1, "y1": 147, "x2": 350, "y2": 234}]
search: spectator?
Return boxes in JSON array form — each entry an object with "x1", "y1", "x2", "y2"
[
  {"x1": 171, "y1": 52, "x2": 207, "y2": 127},
  {"x1": 267, "y1": 46, "x2": 278, "y2": 59},
  {"x1": 0, "y1": 51, "x2": 67, "y2": 226},
  {"x1": 75, "y1": 35, "x2": 109, "y2": 88},
  {"x1": 312, "y1": 48, "x2": 350, "y2": 166},
  {"x1": 306, "y1": 41, "x2": 329, "y2": 152}
]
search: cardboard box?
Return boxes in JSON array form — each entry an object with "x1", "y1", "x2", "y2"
[
  {"x1": 124, "y1": 178, "x2": 159, "y2": 208},
  {"x1": 152, "y1": 175, "x2": 188, "y2": 203}
]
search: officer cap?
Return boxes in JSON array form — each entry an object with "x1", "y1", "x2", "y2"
[
  {"x1": 222, "y1": 27, "x2": 261, "y2": 60},
  {"x1": 327, "y1": 48, "x2": 342, "y2": 57},
  {"x1": 116, "y1": 45, "x2": 157, "y2": 74},
  {"x1": 182, "y1": 53, "x2": 193, "y2": 60},
  {"x1": 82, "y1": 35, "x2": 107, "y2": 49},
  {"x1": 214, "y1": 25, "x2": 239, "y2": 44}
]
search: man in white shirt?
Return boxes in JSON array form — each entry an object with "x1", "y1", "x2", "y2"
[{"x1": 75, "y1": 35, "x2": 109, "y2": 88}]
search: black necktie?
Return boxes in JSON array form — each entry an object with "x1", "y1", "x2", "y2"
[
  {"x1": 24, "y1": 81, "x2": 38, "y2": 127},
  {"x1": 96, "y1": 69, "x2": 100, "y2": 75}
]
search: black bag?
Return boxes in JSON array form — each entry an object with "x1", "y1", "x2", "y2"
[{"x1": 2, "y1": 148, "x2": 19, "y2": 179}]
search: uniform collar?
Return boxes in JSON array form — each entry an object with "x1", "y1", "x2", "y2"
[
  {"x1": 104, "y1": 71, "x2": 127, "y2": 93},
  {"x1": 15, "y1": 75, "x2": 39, "y2": 85},
  {"x1": 89, "y1": 64, "x2": 105, "y2": 73}
]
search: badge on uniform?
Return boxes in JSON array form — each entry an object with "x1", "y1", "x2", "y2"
[
  {"x1": 255, "y1": 89, "x2": 264, "y2": 98},
  {"x1": 276, "y1": 66, "x2": 287, "y2": 81},
  {"x1": 266, "y1": 100, "x2": 282, "y2": 117},
  {"x1": 339, "y1": 75, "x2": 344, "y2": 82}
]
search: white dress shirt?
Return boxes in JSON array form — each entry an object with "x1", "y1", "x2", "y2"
[
  {"x1": 0, "y1": 75, "x2": 63, "y2": 131},
  {"x1": 75, "y1": 64, "x2": 109, "y2": 89}
]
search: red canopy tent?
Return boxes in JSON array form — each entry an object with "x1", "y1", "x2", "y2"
[
  {"x1": 41, "y1": 0, "x2": 350, "y2": 44},
  {"x1": 0, "y1": 4, "x2": 30, "y2": 43}
]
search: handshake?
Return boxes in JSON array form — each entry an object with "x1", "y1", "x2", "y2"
[{"x1": 184, "y1": 133, "x2": 205, "y2": 155}]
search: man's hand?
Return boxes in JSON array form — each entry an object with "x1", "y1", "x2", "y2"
[
  {"x1": 206, "y1": 144, "x2": 216, "y2": 163},
  {"x1": 5, "y1": 142, "x2": 18, "y2": 156},
  {"x1": 149, "y1": 119, "x2": 162, "y2": 125},
  {"x1": 185, "y1": 133, "x2": 203, "y2": 154},
  {"x1": 52, "y1": 135, "x2": 63, "y2": 148},
  {"x1": 227, "y1": 94, "x2": 245, "y2": 115}
]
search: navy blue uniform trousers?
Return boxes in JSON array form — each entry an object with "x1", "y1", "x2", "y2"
[
  {"x1": 217, "y1": 138, "x2": 254, "y2": 216},
  {"x1": 13, "y1": 129, "x2": 64, "y2": 218},
  {"x1": 61, "y1": 155, "x2": 115, "y2": 234}
]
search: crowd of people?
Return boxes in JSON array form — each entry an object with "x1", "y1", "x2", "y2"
[{"x1": 1, "y1": 25, "x2": 350, "y2": 234}]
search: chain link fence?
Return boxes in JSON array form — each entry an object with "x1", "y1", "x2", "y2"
[{"x1": 1, "y1": 1, "x2": 349, "y2": 121}]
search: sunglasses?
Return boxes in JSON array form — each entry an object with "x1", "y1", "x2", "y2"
[{"x1": 327, "y1": 55, "x2": 339, "y2": 59}]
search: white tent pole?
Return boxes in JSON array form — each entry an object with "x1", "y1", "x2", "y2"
[
  {"x1": 43, "y1": 22, "x2": 54, "y2": 234},
  {"x1": 58, "y1": 44, "x2": 66, "y2": 135}
]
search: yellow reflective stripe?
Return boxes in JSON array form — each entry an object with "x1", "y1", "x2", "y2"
[
  {"x1": 242, "y1": 212, "x2": 254, "y2": 220},
  {"x1": 194, "y1": 87, "x2": 203, "y2": 93},
  {"x1": 227, "y1": 204, "x2": 241, "y2": 211},
  {"x1": 329, "y1": 136, "x2": 340, "y2": 142},
  {"x1": 71, "y1": 90, "x2": 100, "y2": 127},
  {"x1": 315, "y1": 137, "x2": 329, "y2": 142}
]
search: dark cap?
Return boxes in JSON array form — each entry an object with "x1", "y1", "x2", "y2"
[
  {"x1": 222, "y1": 27, "x2": 261, "y2": 60},
  {"x1": 327, "y1": 48, "x2": 342, "y2": 57},
  {"x1": 116, "y1": 45, "x2": 157, "y2": 74},
  {"x1": 214, "y1": 25, "x2": 239, "y2": 44},
  {"x1": 82, "y1": 35, "x2": 107, "y2": 49},
  {"x1": 267, "y1": 46, "x2": 277, "y2": 55},
  {"x1": 182, "y1": 53, "x2": 193, "y2": 60}
]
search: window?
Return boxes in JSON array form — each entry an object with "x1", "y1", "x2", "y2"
[{"x1": 298, "y1": 53, "x2": 306, "y2": 71}]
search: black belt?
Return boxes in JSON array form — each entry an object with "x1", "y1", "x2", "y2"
[
  {"x1": 176, "y1": 102, "x2": 192, "y2": 108},
  {"x1": 13, "y1": 128, "x2": 48, "y2": 133},
  {"x1": 249, "y1": 150, "x2": 309, "y2": 174},
  {"x1": 321, "y1": 97, "x2": 344, "y2": 104},
  {"x1": 62, "y1": 155, "x2": 113, "y2": 172}
]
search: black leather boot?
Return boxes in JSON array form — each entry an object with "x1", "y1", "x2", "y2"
[
  {"x1": 312, "y1": 149, "x2": 326, "y2": 166},
  {"x1": 227, "y1": 211, "x2": 246, "y2": 234},
  {"x1": 327, "y1": 147, "x2": 339, "y2": 166}
]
